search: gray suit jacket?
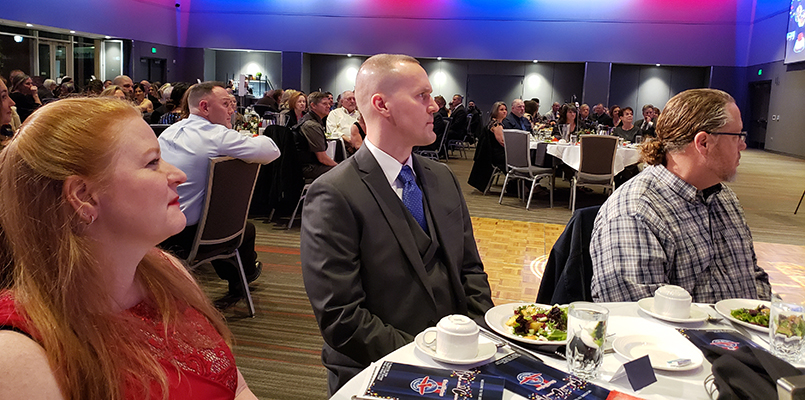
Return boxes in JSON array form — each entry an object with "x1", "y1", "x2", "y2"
[{"x1": 300, "y1": 145, "x2": 493, "y2": 389}]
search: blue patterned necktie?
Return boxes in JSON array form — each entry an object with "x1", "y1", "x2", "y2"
[{"x1": 398, "y1": 165, "x2": 428, "y2": 232}]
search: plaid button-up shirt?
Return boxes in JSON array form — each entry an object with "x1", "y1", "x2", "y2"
[{"x1": 590, "y1": 164, "x2": 771, "y2": 303}]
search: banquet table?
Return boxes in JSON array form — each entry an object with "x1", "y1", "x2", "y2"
[
  {"x1": 535, "y1": 143, "x2": 642, "y2": 175},
  {"x1": 331, "y1": 302, "x2": 803, "y2": 400},
  {"x1": 326, "y1": 137, "x2": 348, "y2": 162}
]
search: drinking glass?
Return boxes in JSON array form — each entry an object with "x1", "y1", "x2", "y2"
[
  {"x1": 566, "y1": 302, "x2": 609, "y2": 380},
  {"x1": 769, "y1": 293, "x2": 805, "y2": 363}
]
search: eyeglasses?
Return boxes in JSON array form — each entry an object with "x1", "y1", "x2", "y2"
[{"x1": 705, "y1": 131, "x2": 747, "y2": 142}]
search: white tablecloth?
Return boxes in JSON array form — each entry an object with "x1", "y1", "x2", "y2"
[
  {"x1": 542, "y1": 144, "x2": 642, "y2": 175},
  {"x1": 332, "y1": 302, "x2": 798, "y2": 400}
]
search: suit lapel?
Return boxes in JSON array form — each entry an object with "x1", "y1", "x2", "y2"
[
  {"x1": 354, "y1": 148, "x2": 437, "y2": 305},
  {"x1": 414, "y1": 156, "x2": 462, "y2": 294}
]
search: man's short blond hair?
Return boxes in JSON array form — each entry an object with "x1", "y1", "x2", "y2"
[{"x1": 354, "y1": 54, "x2": 420, "y2": 111}]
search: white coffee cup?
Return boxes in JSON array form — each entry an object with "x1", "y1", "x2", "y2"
[
  {"x1": 653, "y1": 285, "x2": 692, "y2": 319},
  {"x1": 422, "y1": 315, "x2": 479, "y2": 360}
]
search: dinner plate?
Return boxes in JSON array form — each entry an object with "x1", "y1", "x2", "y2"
[
  {"x1": 613, "y1": 334, "x2": 703, "y2": 371},
  {"x1": 484, "y1": 302, "x2": 567, "y2": 345},
  {"x1": 413, "y1": 332, "x2": 497, "y2": 365},
  {"x1": 714, "y1": 299, "x2": 771, "y2": 333},
  {"x1": 637, "y1": 298, "x2": 709, "y2": 323}
]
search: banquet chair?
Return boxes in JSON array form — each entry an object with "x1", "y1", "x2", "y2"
[
  {"x1": 570, "y1": 135, "x2": 618, "y2": 213},
  {"x1": 415, "y1": 117, "x2": 451, "y2": 162},
  {"x1": 185, "y1": 157, "x2": 261, "y2": 317},
  {"x1": 287, "y1": 181, "x2": 312, "y2": 229},
  {"x1": 536, "y1": 205, "x2": 600, "y2": 304},
  {"x1": 149, "y1": 124, "x2": 172, "y2": 137},
  {"x1": 447, "y1": 113, "x2": 472, "y2": 159},
  {"x1": 482, "y1": 166, "x2": 504, "y2": 196},
  {"x1": 498, "y1": 129, "x2": 554, "y2": 209}
]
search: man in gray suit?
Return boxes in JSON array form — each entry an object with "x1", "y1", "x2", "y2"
[{"x1": 301, "y1": 54, "x2": 494, "y2": 395}]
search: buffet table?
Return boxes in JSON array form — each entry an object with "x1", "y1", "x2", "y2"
[{"x1": 332, "y1": 302, "x2": 800, "y2": 400}]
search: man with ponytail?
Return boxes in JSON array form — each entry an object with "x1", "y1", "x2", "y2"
[{"x1": 590, "y1": 88, "x2": 770, "y2": 303}]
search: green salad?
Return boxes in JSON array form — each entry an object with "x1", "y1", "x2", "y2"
[
  {"x1": 505, "y1": 304, "x2": 567, "y2": 341},
  {"x1": 730, "y1": 305, "x2": 770, "y2": 327}
]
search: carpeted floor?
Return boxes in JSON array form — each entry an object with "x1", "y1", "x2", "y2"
[{"x1": 194, "y1": 147, "x2": 805, "y2": 400}]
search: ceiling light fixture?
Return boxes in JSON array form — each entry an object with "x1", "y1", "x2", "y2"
[
  {"x1": 437, "y1": 57, "x2": 442, "y2": 61},
  {"x1": 70, "y1": 30, "x2": 76, "y2": 34},
  {"x1": 347, "y1": 53, "x2": 352, "y2": 57},
  {"x1": 533, "y1": 60, "x2": 539, "y2": 63},
  {"x1": 26, "y1": 24, "x2": 33, "y2": 27}
]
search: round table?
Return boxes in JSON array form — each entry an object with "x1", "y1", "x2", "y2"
[
  {"x1": 331, "y1": 302, "x2": 800, "y2": 400},
  {"x1": 539, "y1": 143, "x2": 642, "y2": 175}
]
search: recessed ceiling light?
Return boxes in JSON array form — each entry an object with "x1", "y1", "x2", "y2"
[
  {"x1": 347, "y1": 53, "x2": 352, "y2": 57},
  {"x1": 70, "y1": 30, "x2": 76, "y2": 33},
  {"x1": 105, "y1": 36, "x2": 111, "y2": 39},
  {"x1": 533, "y1": 60, "x2": 539, "y2": 63},
  {"x1": 656, "y1": 63, "x2": 661, "y2": 67},
  {"x1": 26, "y1": 24, "x2": 33, "y2": 27},
  {"x1": 437, "y1": 57, "x2": 442, "y2": 61}
]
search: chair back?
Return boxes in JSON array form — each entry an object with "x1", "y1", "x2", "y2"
[
  {"x1": 579, "y1": 135, "x2": 618, "y2": 175},
  {"x1": 466, "y1": 113, "x2": 473, "y2": 136},
  {"x1": 502, "y1": 129, "x2": 531, "y2": 170},
  {"x1": 536, "y1": 205, "x2": 601, "y2": 304},
  {"x1": 150, "y1": 124, "x2": 172, "y2": 137},
  {"x1": 187, "y1": 157, "x2": 261, "y2": 264}
]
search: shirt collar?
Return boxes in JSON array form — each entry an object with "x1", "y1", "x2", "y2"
[
  {"x1": 651, "y1": 164, "x2": 722, "y2": 205},
  {"x1": 364, "y1": 138, "x2": 414, "y2": 188}
]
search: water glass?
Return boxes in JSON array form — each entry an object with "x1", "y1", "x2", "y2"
[
  {"x1": 769, "y1": 293, "x2": 805, "y2": 363},
  {"x1": 566, "y1": 302, "x2": 609, "y2": 380}
]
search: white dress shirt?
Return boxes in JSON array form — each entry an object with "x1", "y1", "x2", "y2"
[
  {"x1": 158, "y1": 114, "x2": 281, "y2": 225},
  {"x1": 326, "y1": 107, "x2": 361, "y2": 139},
  {"x1": 363, "y1": 138, "x2": 415, "y2": 200}
]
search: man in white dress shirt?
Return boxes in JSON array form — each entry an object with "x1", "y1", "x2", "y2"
[
  {"x1": 159, "y1": 81, "x2": 281, "y2": 308},
  {"x1": 326, "y1": 90, "x2": 360, "y2": 140}
]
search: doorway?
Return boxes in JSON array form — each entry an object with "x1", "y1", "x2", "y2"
[
  {"x1": 37, "y1": 39, "x2": 69, "y2": 80},
  {"x1": 140, "y1": 57, "x2": 167, "y2": 84},
  {"x1": 747, "y1": 81, "x2": 771, "y2": 150}
]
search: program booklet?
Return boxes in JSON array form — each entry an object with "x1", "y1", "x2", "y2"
[
  {"x1": 477, "y1": 353, "x2": 642, "y2": 400},
  {"x1": 361, "y1": 361, "x2": 505, "y2": 400}
]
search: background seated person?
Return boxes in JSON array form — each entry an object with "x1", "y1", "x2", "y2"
[
  {"x1": 327, "y1": 90, "x2": 360, "y2": 141},
  {"x1": 296, "y1": 91, "x2": 337, "y2": 180},
  {"x1": 346, "y1": 113, "x2": 366, "y2": 155},
  {"x1": 590, "y1": 88, "x2": 771, "y2": 303},
  {"x1": 158, "y1": 81, "x2": 281, "y2": 309},
  {"x1": 612, "y1": 106, "x2": 642, "y2": 142},
  {"x1": 551, "y1": 103, "x2": 580, "y2": 138},
  {"x1": 281, "y1": 90, "x2": 307, "y2": 128},
  {"x1": 502, "y1": 99, "x2": 531, "y2": 131},
  {"x1": 468, "y1": 101, "x2": 508, "y2": 192},
  {"x1": 0, "y1": 97, "x2": 258, "y2": 399},
  {"x1": 635, "y1": 104, "x2": 657, "y2": 137}
]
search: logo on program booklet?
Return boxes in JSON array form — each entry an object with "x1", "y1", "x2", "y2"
[
  {"x1": 710, "y1": 339, "x2": 740, "y2": 351},
  {"x1": 410, "y1": 376, "x2": 448, "y2": 396},
  {"x1": 516, "y1": 372, "x2": 556, "y2": 390}
]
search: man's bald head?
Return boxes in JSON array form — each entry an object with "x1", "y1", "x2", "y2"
[{"x1": 354, "y1": 54, "x2": 420, "y2": 117}]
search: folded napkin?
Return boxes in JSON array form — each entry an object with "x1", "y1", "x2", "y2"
[{"x1": 678, "y1": 329, "x2": 803, "y2": 400}]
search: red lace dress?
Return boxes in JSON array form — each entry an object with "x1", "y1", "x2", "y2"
[{"x1": 0, "y1": 292, "x2": 238, "y2": 399}]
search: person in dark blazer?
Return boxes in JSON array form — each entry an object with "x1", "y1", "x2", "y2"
[
  {"x1": 300, "y1": 54, "x2": 494, "y2": 395},
  {"x1": 502, "y1": 98, "x2": 532, "y2": 131},
  {"x1": 634, "y1": 103, "x2": 657, "y2": 137},
  {"x1": 447, "y1": 94, "x2": 468, "y2": 141}
]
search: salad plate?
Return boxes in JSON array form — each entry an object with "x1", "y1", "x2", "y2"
[
  {"x1": 613, "y1": 334, "x2": 703, "y2": 371},
  {"x1": 484, "y1": 302, "x2": 567, "y2": 345},
  {"x1": 714, "y1": 299, "x2": 771, "y2": 333}
]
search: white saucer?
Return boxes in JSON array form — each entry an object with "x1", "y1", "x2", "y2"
[
  {"x1": 613, "y1": 334, "x2": 703, "y2": 371},
  {"x1": 414, "y1": 332, "x2": 497, "y2": 365},
  {"x1": 637, "y1": 298, "x2": 708, "y2": 323}
]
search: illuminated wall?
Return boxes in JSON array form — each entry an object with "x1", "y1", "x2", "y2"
[{"x1": 4, "y1": 0, "x2": 787, "y2": 67}]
